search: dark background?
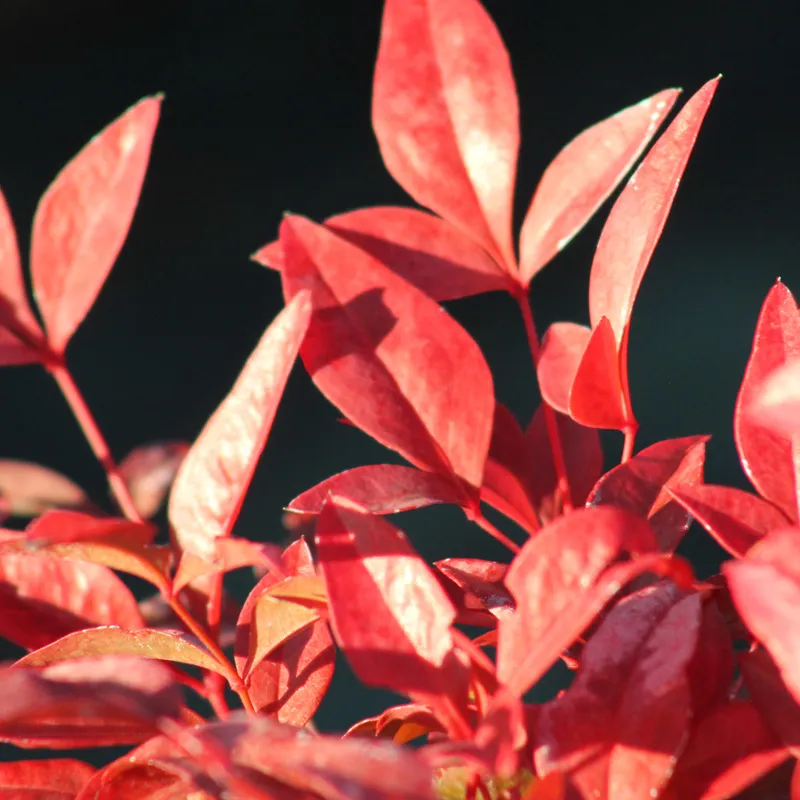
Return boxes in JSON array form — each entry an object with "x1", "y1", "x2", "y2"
[{"x1": 0, "y1": 0, "x2": 797, "y2": 752}]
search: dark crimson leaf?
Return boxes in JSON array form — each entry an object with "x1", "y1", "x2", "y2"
[
  {"x1": 31, "y1": 96, "x2": 162, "y2": 353},
  {"x1": 0, "y1": 758, "x2": 95, "y2": 799},
  {"x1": 372, "y1": 0, "x2": 519, "y2": 271},
  {"x1": 587, "y1": 435, "x2": 709, "y2": 553},
  {"x1": 280, "y1": 216, "x2": 494, "y2": 492},
  {"x1": 169, "y1": 291, "x2": 311, "y2": 560},
  {"x1": 735, "y1": 281, "x2": 800, "y2": 520},
  {"x1": 535, "y1": 585, "x2": 702, "y2": 800},
  {"x1": 0, "y1": 460, "x2": 93, "y2": 517},
  {"x1": 519, "y1": 88, "x2": 680, "y2": 284},
  {"x1": 118, "y1": 440, "x2": 190, "y2": 519},
  {"x1": 668, "y1": 484, "x2": 790, "y2": 558},
  {"x1": 288, "y1": 464, "x2": 463, "y2": 516}
]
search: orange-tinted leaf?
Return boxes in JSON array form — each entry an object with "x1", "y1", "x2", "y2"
[
  {"x1": 0, "y1": 758, "x2": 95, "y2": 799},
  {"x1": 535, "y1": 585, "x2": 702, "y2": 800},
  {"x1": 0, "y1": 551, "x2": 143, "y2": 651},
  {"x1": 668, "y1": 484, "x2": 790, "y2": 558},
  {"x1": 24, "y1": 509, "x2": 156, "y2": 547},
  {"x1": 519, "y1": 88, "x2": 680, "y2": 284},
  {"x1": 280, "y1": 216, "x2": 494, "y2": 492},
  {"x1": 346, "y1": 703, "x2": 444, "y2": 745},
  {"x1": 169, "y1": 291, "x2": 311, "y2": 560},
  {"x1": 0, "y1": 460, "x2": 93, "y2": 517},
  {"x1": 0, "y1": 656, "x2": 182, "y2": 749},
  {"x1": 372, "y1": 0, "x2": 519, "y2": 271},
  {"x1": 288, "y1": 464, "x2": 463, "y2": 516},
  {"x1": 16, "y1": 626, "x2": 226, "y2": 676},
  {"x1": 735, "y1": 281, "x2": 800, "y2": 520},
  {"x1": 316, "y1": 496, "x2": 459, "y2": 698},
  {"x1": 537, "y1": 322, "x2": 592, "y2": 416},
  {"x1": 589, "y1": 78, "x2": 719, "y2": 344},
  {"x1": 31, "y1": 96, "x2": 162, "y2": 353},
  {"x1": 587, "y1": 435, "x2": 709, "y2": 553},
  {"x1": 118, "y1": 440, "x2": 190, "y2": 519}
]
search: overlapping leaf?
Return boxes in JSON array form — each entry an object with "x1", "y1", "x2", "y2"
[
  {"x1": 279, "y1": 216, "x2": 494, "y2": 492},
  {"x1": 0, "y1": 460, "x2": 93, "y2": 517},
  {"x1": 169, "y1": 290, "x2": 312, "y2": 560},
  {"x1": 0, "y1": 758, "x2": 95, "y2": 799},
  {"x1": 118, "y1": 440, "x2": 189, "y2": 519},
  {"x1": 31, "y1": 96, "x2": 162, "y2": 353}
]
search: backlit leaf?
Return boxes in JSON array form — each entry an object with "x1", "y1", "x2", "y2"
[
  {"x1": 537, "y1": 322, "x2": 592, "y2": 416},
  {"x1": 0, "y1": 758, "x2": 95, "y2": 799},
  {"x1": 118, "y1": 440, "x2": 190, "y2": 519}
]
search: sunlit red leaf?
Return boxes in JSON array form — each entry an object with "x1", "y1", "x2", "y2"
[
  {"x1": 23, "y1": 509, "x2": 156, "y2": 547},
  {"x1": 668, "y1": 483, "x2": 790, "y2": 558},
  {"x1": 735, "y1": 281, "x2": 800, "y2": 521},
  {"x1": 255, "y1": 206, "x2": 511, "y2": 301},
  {"x1": 587, "y1": 435, "x2": 709, "y2": 553},
  {"x1": 346, "y1": 703, "x2": 444, "y2": 745},
  {"x1": 287, "y1": 464, "x2": 463, "y2": 516},
  {"x1": 537, "y1": 322, "x2": 592, "y2": 416},
  {"x1": 0, "y1": 460, "x2": 93, "y2": 517},
  {"x1": 0, "y1": 758, "x2": 95, "y2": 799},
  {"x1": 435, "y1": 558, "x2": 513, "y2": 620},
  {"x1": 280, "y1": 216, "x2": 494, "y2": 492},
  {"x1": 589, "y1": 77, "x2": 720, "y2": 344},
  {"x1": 118, "y1": 440, "x2": 190, "y2": 519},
  {"x1": 0, "y1": 656, "x2": 182, "y2": 749},
  {"x1": 724, "y1": 527, "x2": 800, "y2": 705},
  {"x1": 535, "y1": 585, "x2": 701, "y2": 800},
  {"x1": 169, "y1": 291, "x2": 312, "y2": 560},
  {"x1": 316, "y1": 496, "x2": 461, "y2": 700},
  {"x1": 0, "y1": 551, "x2": 143, "y2": 651},
  {"x1": 31, "y1": 96, "x2": 162, "y2": 353},
  {"x1": 372, "y1": 0, "x2": 519, "y2": 271},
  {"x1": 16, "y1": 626, "x2": 227, "y2": 676},
  {"x1": 519, "y1": 88, "x2": 680, "y2": 284}
]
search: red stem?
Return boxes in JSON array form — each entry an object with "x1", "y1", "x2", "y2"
[{"x1": 514, "y1": 292, "x2": 574, "y2": 513}]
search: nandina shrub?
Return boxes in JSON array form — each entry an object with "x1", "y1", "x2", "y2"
[{"x1": 0, "y1": 1, "x2": 799, "y2": 799}]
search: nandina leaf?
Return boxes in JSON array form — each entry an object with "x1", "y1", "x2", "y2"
[
  {"x1": 537, "y1": 322, "x2": 592, "y2": 416},
  {"x1": 747, "y1": 358, "x2": 800, "y2": 438},
  {"x1": 724, "y1": 527, "x2": 800, "y2": 705},
  {"x1": 668, "y1": 484, "x2": 790, "y2": 558},
  {"x1": 24, "y1": 509, "x2": 156, "y2": 547},
  {"x1": 587, "y1": 435, "x2": 709, "y2": 553},
  {"x1": 0, "y1": 460, "x2": 93, "y2": 517},
  {"x1": 346, "y1": 703, "x2": 444, "y2": 744},
  {"x1": 519, "y1": 88, "x2": 680, "y2": 284},
  {"x1": 589, "y1": 77, "x2": 720, "y2": 344},
  {"x1": 0, "y1": 656, "x2": 182, "y2": 749},
  {"x1": 30, "y1": 96, "x2": 162, "y2": 353},
  {"x1": 372, "y1": 0, "x2": 519, "y2": 271},
  {"x1": 0, "y1": 551, "x2": 143, "y2": 650},
  {"x1": 316, "y1": 496, "x2": 459, "y2": 698},
  {"x1": 235, "y1": 539, "x2": 334, "y2": 724},
  {"x1": 497, "y1": 506, "x2": 657, "y2": 695},
  {"x1": 735, "y1": 281, "x2": 800, "y2": 520},
  {"x1": 118, "y1": 440, "x2": 190, "y2": 519},
  {"x1": 287, "y1": 464, "x2": 464, "y2": 516},
  {"x1": 255, "y1": 206, "x2": 512, "y2": 301},
  {"x1": 435, "y1": 558, "x2": 513, "y2": 620},
  {"x1": 535, "y1": 585, "x2": 702, "y2": 800},
  {"x1": 16, "y1": 626, "x2": 227, "y2": 676},
  {"x1": 661, "y1": 700, "x2": 789, "y2": 800},
  {"x1": 280, "y1": 216, "x2": 494, "y2": 492},
  {"x1": 0, "y1": 758, "x2": 95, "y2": 799},
  {"x1": 169, "y1": 290, "x2": 312, "y2": 560}
]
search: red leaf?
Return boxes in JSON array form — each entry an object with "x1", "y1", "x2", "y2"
[
  {"x1": 169, "y1": 291, "x2": 312, "y2": 560},
  {"x1": 0, "y1": 551, "x2": 143, "y2": 651},
  {"x1": 280, "y1": 216, "x2": 494, "y2": 492},
  {"x1": 30, "y1": 96, "x2": 162, "y2": 353},
  {"x1": 668, "y1": 484, "x2": 790, "y2": 558},
  {"x1": 16, "y1": 626, "x2": 227, "y2": 676},
  {"x1": 662, "y1": 700, "x2": 789, "y2": 800},
  {"x1": 316, "y1": 496, "x2": 461, "y2": 701},
  {"x1": 725, "y1": 527, "x2": 800, "y2": 705},
  {"x1": 287, "y1": 464, "x2": 464, "y2": 516},
  {"x1": 519, "y1": 88, "x2": 680, "y2": 284},
  {"x1": 735, "y1": 281, "x2": 800, "y2": 520},
  {"x1": 255, "y1": 207, "x2": 512, "y2": 301},
  {"x1": 498, "y1": 506, "x2": 664, "y2": 696},
  {"x1": 0, "y1": 656, "x2": 182, "y2": 749},
  {"x1": 435, "y1": 558, "x2": 513, "y2": 620},
  {"x1": 0, "y1": 759, "x2": 95, "y2": 799},
  {"x1": 0, "y1": 460, "x2": 92, "y2": 517},
  {"x1": 589, "y1": 77, "x2": 719, "y2": 344},
  {"x1": 118, "y1": 440, "x2": 190, "y2": 519},
  {"x1": 747, "y1": 358, "x2": 800, "y2": 440},
  {"x1": 537, "y1": 322, "x2": 592, "y2": 416},
  {"x1": 535, "y1": 584, "x2": 702, "y2": 800},
  {"x1": 587, "y1": 435, "x2": 709, "y2": 553},
  {"x1": 372, "y1": 0, "x2": 519, "y2": 271},
  {"x1": 346, "y1": 703, "x2": 444, "y2": 745},
  {"x1": 23, "y1": 509, "x2": 156, "y2": 547}
]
